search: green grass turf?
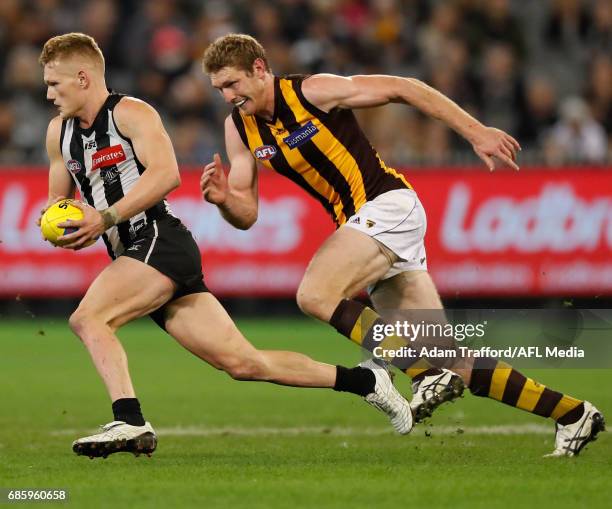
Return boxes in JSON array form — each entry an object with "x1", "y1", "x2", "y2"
[{"x1": 1, "y1": 317, "x2": 611, "y2": 508}]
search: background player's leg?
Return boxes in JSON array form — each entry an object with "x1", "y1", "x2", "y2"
[
  {"x1": 69, "y1": 256, "x2": 176, "y2": 401},
  {"x1": 296, "y1": 227, "x2": 393, "y2": 322},
  {"x1": 370, "y1": 270, "x2": 474, "y2": 380},
  {"x1": 296, "y1": 227, "x2": 441, "y2": 378},
  {"x1": 370, "y1": 270, "x2": 443, "y2": 310},
  {"x1": 163, "y1": 292, "x2": 337, "y2": 387},
  {"x1": 371, "y1": 268, "x2": 587, "y2": 427}
]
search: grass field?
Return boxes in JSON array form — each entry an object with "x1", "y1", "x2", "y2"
[{"x1": 1, "y1": 317, "x2": 611, "y2": 508}]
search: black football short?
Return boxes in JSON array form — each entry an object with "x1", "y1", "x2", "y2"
[{"x1": 119, "y1": 215, "x2": 208, "y2": 329}]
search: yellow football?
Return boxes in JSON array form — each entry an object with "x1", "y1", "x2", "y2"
[{"x1": 40, "y1": 199, "x2": 96, "y2": 248}]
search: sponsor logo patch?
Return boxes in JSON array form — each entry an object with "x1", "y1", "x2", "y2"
[
  {"x1": 129, "y1": 219, "x2": 146, "y2": 239},
  {"x1": 283, "y1": 121, "x2": 319, "y2": 149},
  {"x1": 101, "y1": 167, "x2": 120, "y2": 184},
  {"x1": 66, "y1": 159, "x2": 82, "y2": 174},
  {"x1": 254, "y1": 145, "x2": 278, "y2": 160},
  {"x1": 91, "y1": 145, "x2": 126, "y2": 171}
]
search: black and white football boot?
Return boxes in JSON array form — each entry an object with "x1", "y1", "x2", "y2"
[
  {"x1": 410, "y1": 369, "x2": 465, "y2": 423},
  {"x1": 359, "y1": 358, "x2": 413, "y2": 435},
  {"x1": 545, "y1": 402, "x2": 605, "y2": 457},
  {"x1": 72, "y1": 421, "x2": 157, "y2": 459}
]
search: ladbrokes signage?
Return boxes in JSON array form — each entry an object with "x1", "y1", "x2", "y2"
[
  {"x1": 411, "y1": 168, "x2": 612, "y2": 296},
  {"x1": 0, "y1": 167, "x2": 610, "y2": 297}
]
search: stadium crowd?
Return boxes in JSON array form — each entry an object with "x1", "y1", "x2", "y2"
[{"x1": 0, "y1": 0, "x2": 609, "y2": 166}]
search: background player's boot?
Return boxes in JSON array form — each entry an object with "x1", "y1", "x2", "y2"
[
  {"x1": 544, "y1": 402, "x2": 605, "y2": 457},
  {"x1": 359, "y1": 359, "x2": 413, "y2": 435},
  {"x1": 72, "y1": 421, "x2": 157, "y2": 459},
  {"x1": 410, "y1": 369, "x2": 464, "y2": 423}
]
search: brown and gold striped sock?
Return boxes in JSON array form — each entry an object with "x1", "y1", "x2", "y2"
[
  {"x1": 468, "y1": 357, "x2": 584, "y2": 425},
  {"x1": 329, "y1": 298, "x2": 441, "y2": 381}
]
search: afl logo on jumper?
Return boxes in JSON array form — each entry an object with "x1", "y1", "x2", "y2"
[
  {"x1": 254, "y1": 145, "x2": 277, "y2": 160},
  {"x1": 66, "y1": 159, "x2": 82, "y2": 174},
  {"x1": 91, "y1": 145, "x2": 126, "y2": 171}
]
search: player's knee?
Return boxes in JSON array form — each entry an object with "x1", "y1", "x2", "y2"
[
  {"x1": 296, "y1": 289, "x2": 334, "y2": 322},
  {"x1": 295, "y1": 289, "x2": 317, "y2": 317},
  {"x1": 68, "y1": 309, "x2": 89, "y2": 339},
  {"x1": 68, "y1": 308, "x2": 106, "y2": 340}
]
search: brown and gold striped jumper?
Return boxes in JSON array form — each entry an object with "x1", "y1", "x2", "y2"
[{"x1": 231, "y1": 75, "x2": 411, "y2": 226}]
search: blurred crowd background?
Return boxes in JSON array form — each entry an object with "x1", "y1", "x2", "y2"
[{"x1": 0, "y1": 0, "x2": 610, "y2": 167}]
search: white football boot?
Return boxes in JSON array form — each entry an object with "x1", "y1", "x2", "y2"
[
  {"x1": 544, "y1": 402, "x2": 605, "y2": 457},
  {"x1": 410, "y1": 369, "x2": 465, "y2": 423},
  {"x1": 72, "y1": 421, "x2": 157, "y2": 459},
  {"x1": 359, "y1": 359, "x2": 413, "y2": 435}
]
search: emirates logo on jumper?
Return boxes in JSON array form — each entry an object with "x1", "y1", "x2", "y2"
[{"x1": 91, "y1": 145, "x2": 126, "y2": 171}]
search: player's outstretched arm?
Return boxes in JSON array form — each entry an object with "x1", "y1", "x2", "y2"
[
  {"x1": 39, "y1": 116, "x2": 76, "y2": 229},
  {"x1": 201, "y1": 115, "x2": 258, "y2": 230},
  {"x1": 302, "y1": 74, "x2": 521, "y2": 171},
  {"x1": 58, "y1": 98, "x2": 181, "y2": 249}
]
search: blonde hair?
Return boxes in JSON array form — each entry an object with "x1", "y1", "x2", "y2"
[
  {"x1": 202, "y1": 33, "x2": 269, "y2": 74},
  {"x1": 39, "y1": 32, "x2": 105, "y2": 70}
]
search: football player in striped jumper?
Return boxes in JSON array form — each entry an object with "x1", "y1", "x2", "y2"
[
  {"x1": 200, "y1": 33, "x2": 604, "y2": 457},
  {"x1": 39, "y1": 33, "x2": 413, "y2": 458}
]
